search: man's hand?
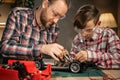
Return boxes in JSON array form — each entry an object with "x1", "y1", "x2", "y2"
[
  {"x1": 59, "y1": 49, "x2": 69, "y2": 62},
  {"x1": 74, "y1": 50, "x2": 88, "y2": 62},
  {"x1": 41, "y1": 43, "x2": 64, "y2": 61}
]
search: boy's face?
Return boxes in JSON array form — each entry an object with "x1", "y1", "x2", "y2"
[
  {"x1": 80, "y1": 19, "x2": 96, "y2": 39},
  {"x1": 40, "y1": 0, "x2": 68, "y2": 28}
]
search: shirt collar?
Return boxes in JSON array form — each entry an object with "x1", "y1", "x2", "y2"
[{"x1": 92, "y1": 27, "x2": 104, "y2": 40}]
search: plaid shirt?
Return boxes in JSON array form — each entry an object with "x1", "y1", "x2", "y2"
[
  {"x1": 70, "y1": 27, "x2": 120, "y2": 68},
  {"x1": 0, "y1": 7, "x2": 60, "y2": 58}
]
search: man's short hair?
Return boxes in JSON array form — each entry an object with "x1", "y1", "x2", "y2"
[{"x1": 48, "y1": 0, "x2": 71, "y2": 8}]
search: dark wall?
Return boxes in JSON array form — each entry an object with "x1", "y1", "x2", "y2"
[
  {"x1": 94, "y1": 0, "x2": 118, "y2": 24},
  {"x1": 34, "y1": 0, "x2": 119, "y2": 52}
]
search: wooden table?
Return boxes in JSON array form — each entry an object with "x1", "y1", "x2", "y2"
[{"x1": 0, "y1": 63, "x2": 120, "y2": 80}]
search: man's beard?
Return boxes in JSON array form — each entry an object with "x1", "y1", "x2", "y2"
[{"x1": 40, "y1": 15, "x2": 53, "y2": 29}]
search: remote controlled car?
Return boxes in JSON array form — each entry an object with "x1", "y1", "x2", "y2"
[{"x1": 36, "y1": 50, "x2": 88, "y2": 73}]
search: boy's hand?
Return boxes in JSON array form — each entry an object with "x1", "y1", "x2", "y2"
[{"x1": 74, "y1": 50, "x2": 88, "y2": 62}]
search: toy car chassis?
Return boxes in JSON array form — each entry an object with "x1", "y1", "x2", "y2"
[{"x1": 40, "y1": 54, "x2": 88, "y2": 73}]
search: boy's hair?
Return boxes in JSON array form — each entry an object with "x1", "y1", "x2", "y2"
[{"x1": 74, "y1": 4, "x2": 100, "y2": 29}]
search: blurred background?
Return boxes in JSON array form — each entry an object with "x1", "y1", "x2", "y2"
[{"x1": 0, "y1": 0, "x2": 120, "y2": 52}]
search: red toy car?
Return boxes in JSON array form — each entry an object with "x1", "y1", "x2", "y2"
[{"x1": 0, "y1": 60, "x2": 52, "y2": 80}]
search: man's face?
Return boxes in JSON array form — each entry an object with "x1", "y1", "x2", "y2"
[
  {"x1": 80, "y1": 19, "x2": 96, "y2": 39},
  {"x1": 40, "y1": 0, "x2": 68, "y2": 28}
]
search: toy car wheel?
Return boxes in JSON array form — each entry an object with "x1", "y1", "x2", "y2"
[
  {"x1": 35, "y1": 60, "x2": 42, "y2": 69},
  {"x1": 34, "y1": 58, "x2": 45, "y2": 70},
  {"x1": 69, "y1": 62, "x2": 80, "y2": 73}
]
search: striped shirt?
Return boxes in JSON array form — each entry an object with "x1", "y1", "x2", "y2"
[
  {"x1": 0, "y1": 7, "x2": 60, "y2": 58},
  {"x1": 70, "y1": 27, "x2": 120, "y2": 68}
]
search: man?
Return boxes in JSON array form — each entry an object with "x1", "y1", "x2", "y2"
[
  {"x1": 70, "y1": 4, "x2": 120, "y2": 68},
  {"x1": 0, "y1": 0, "x2": 70, "y2": 61}
]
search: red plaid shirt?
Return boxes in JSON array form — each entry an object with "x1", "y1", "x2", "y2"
[
  {"x1": 70, "y1": 27, "x2": 120, "y2": 68},
  {"x1": 0, "y1": 7, "x2": 59, "y2": 58}
]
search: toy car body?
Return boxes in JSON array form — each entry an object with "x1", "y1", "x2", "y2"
[{"x1": 0, "y1": 60, "x2": 52, "y2": 80}]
